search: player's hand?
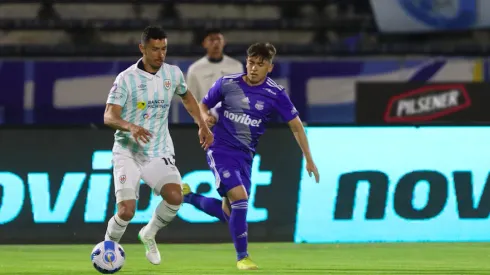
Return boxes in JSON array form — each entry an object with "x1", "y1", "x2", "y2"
[
  {"x1": 306, "y1": 160, "x2": 320, "y2": 183},
  {"x1": 198, "y1": 124, "x2": 214, "y2": 150},
  {"x1": 129, "y1": 124, "x2": 152, "y2": 145},
  {"x1": 206, "y1": 115, "x2": 217, "y2": 128}
]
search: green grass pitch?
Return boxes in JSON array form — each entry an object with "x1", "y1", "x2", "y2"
[{"x1": 0, "y1": 243, "x2": 489, "y2": 274}]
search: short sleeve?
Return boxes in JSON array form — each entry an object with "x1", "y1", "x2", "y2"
[
  {"x1": 106, "y1": 74, "x2": 129, "y2": 106},
  {"x1": 202, "y1": 77, "x2": 224, "y2": 109},
  {"x1": 175, "y1": 66, "x2": 188, "y2": 96},
  {"x1": 275, "y1": 89, "x2": 299, "y2": 122}
]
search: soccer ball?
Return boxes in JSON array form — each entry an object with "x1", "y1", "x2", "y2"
[{"x1": 91, "y1": 240, "x2": 126, "y2": 274}]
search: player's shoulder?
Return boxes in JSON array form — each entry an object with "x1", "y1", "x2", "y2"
[
  {"x1": 115, "y1": 63, "x2": 139, "y2": 82},
  {"x1": 187, "y1": 57, "x2": 210, "y2": 71},
  {"x1": 222, "y1": 73, "x2": 244, "y2": 80},
  {"x1": 163, "y1": 62, "x2": 184, "y2": 74},
  {"x1": 263, "y1": 77, "x2": 286, "y2": 95},
  {"x1": 221, "y1": 73, "x2": 245, "y2": 84}
]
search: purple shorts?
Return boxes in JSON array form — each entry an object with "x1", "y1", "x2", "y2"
[{"x1": 206, "y1": 149, "x2": 252, "y2": 197}]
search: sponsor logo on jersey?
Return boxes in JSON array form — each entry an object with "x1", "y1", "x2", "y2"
[
  {"x1": 224, "y1": 110, "x2": 262, "y2": 127},
  {"x1": 137, "y1": 101, "x2": 147, "y2": 110},
  {"x1": 147, "y1": 100, "x2": 169, "y2": 109}
]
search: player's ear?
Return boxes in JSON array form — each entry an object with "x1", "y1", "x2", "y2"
[
  {"x1": 201, "y1": 36, "x2": 209, "y2": 49},
  {"x1": 221, "y1": 34, "x2": 226, "y2": 47},
  {"x1": 138, "y1": 43, "x2": 145, "y2": 55},
  {"x1": 268, "y1": 63, "x2": 274, "y2": 73}
]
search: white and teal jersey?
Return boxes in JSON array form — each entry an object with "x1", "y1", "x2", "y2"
[{"x1": 106, "y1": 59, "x2": 188, "y2": 157}]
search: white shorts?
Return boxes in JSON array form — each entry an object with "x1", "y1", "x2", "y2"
[{"x1": 112, "y1": 149, "x2": 182, "y2": 203}]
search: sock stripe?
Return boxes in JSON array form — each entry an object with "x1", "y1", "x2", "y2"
[
  {"x1": 156, "y1": 215, "x2": 171, "y2": 226},
  {"x1": 106, "y1": 234, "x2": 119, "y2": 241},
  {"x1": 164, "y1": 204, "x2": 178, "y2": 214},
  {"x1": 231, "y1": 202, "x2": 248, "y2": 209},
  {"x1": 113, "y1": 217, "x2": 127, "y2": 228}
]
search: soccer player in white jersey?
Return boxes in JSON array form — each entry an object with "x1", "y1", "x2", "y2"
[
  {"x1": 186, "y1": 28, "x2": 244, "y2": 102},
  {"x1": 103, "y1": 26, "x2": 213, "y2": 265}
]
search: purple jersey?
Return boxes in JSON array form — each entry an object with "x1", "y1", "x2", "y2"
[{"x1": 202, "y1": 73, "x2": 299, "y2": 159}]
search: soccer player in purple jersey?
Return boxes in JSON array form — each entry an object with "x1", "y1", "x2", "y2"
[{"x1": 182, "y1": 42, "x2": 320, "y2": 270}]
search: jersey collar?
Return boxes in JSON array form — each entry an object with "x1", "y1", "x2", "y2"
[{"x1": 135, "y1": 58, "x2": 161, "y2": 79}]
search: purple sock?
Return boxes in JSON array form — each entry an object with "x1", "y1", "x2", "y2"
[
  {"x1": 184, "y1": 193, "x2": 228, "y2": 222},
  {"x1": 229, "y1": 199, "x2": 248, "y2": 261}
]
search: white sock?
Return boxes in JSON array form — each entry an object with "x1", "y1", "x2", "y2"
[
  {"x1": 105, "y1": 214, "x2": 130, "y2": 242},
  {"x1": 142, "y1": 201, "x2": 180, "y2": 237}
]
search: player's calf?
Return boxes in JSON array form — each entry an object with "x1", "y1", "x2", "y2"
[
  {"x1": 183, "y1": 183, "x2": 230, "y2": 222},
  {"x1": 227, "y1": 185, "x2": 250, "y2": 262},
  {"x1": 140, "y1": 183, "x2": 182, "y2": 265},
  {"x1": 105, "y1": 199, "x2": 136, "y2": 242}
]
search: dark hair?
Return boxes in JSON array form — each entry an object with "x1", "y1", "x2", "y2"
[
  {"x1": 247, "y1": 42, "x2": 277, "y2": 63},
  {"x1": 141, "y1": 26, "x2": 167, "y2": 44},
  {"x1": 203, "y1": 28, "x2": 221, "y2": 38}
]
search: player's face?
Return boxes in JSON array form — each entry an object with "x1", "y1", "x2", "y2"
[
  {"x1": 246, "y1": 56, "x2": 273, "y2": 84},
  {"x1": 203, "y1": 33, "x2": 225, "y2": 56},
  {"x1": 139, "y1": 38, "x2": 167, "y2": 70}
]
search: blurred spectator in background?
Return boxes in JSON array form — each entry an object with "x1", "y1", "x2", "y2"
[
  {"x1": 186, "y1": 29, "x2": 244, "y2": 102},
  {"x1": 37, "y1": 0, "x2": 60, "y2": 21}
]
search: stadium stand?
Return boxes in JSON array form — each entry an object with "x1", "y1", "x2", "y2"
[
  {"x1": 0, "y1": 0, "x2": 379, "y2": 57},
  {"x1": 2, "y1": 0, "x2": 489, "y2": 57}
]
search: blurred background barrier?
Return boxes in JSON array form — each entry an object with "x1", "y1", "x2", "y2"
[
  {"x1": 1, "y1": 58, "x2": 489, "y2": 125},
  {"x1": 2, "y1": 126, "x2": 490, "y2": 244},
  {"x1": 3, "y1": 0, "x2": 490, "y2": 125}
]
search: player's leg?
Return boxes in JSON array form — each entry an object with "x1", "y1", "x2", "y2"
[
  {"x1": 182, "y1": 150, "x2": 233, "y2": 222},
  {"x1": 226, "y1": 184, "x2": 258, "y2": 270},
  {"x1": 213, "y1": 165, "x2": 257, "y2": 268},
  {"x1": 225, "y1": 162, "x2": 257, "y2": 270},
  {"x1": 142, "y1": 183, "x2": 182, "y2": 237},
  {"x1": 138, "y1": 157, "x2": 183, "y2": 265},
  {"x1": 182, "y1": 184, "x2": 229, "y2": 222},
  {"x1": 105, "y1": 152, "x2": 141, "y2": 242},
  {"x1": 222, "y1": 197, "x2": 231, "y2": 222}
]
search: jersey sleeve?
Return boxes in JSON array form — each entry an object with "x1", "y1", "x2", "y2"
[
  {"x1": 175, "y1": 66, "x2": 188, "y2": 96},
  {"x1": 106, "y1": 74, "x2": 129, "y2": 106},
  {"x1": 275, "y1": 89, "x2": 299, "y2": 122},
  {"x1": 202, "y1": 77, "x2": 223, "y2": 109}
]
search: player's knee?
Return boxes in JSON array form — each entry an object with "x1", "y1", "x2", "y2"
[
  {"x1": 161, "y1": 183, "x2": 183, "y2": 205},
  {"x1": 227, "y1": 185, "x2": 249, "y2": 202},
  {"x1": 117, "y1": 200, "x2": 136, "y2": 221}
]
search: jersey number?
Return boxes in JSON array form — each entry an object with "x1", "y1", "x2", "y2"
[{"x1": 162, "y1": 156, "x2": 175, "y2": 166}]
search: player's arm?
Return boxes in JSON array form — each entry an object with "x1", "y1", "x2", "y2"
[
  {"x1": 186, "y1": 66, "x2": 201, "y2": 101},
  {"x1": 276, "y1": 90, "x2": 320, "y2": 183},
  {"x1": 176, "y1": 67, "x2": 213, "y2": 149},
  {"x1": 288, "y1": 117, "x2": 319, "y2": 183},
  {"x1": 179, "y1": 91, "x2": 206, "y2": 127},
  {"x1": 104, "y1": 104, "x2": 132, "y2": 131},
  {"x1": 200, "y1": 77, "x2": 224, "y2": 119},
  {"x1": 104, "y1": 77, "x2": 151, "y2": 143},
  {"x1": 176, "y1": 67, "x2": 207, "y2": 127}
]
